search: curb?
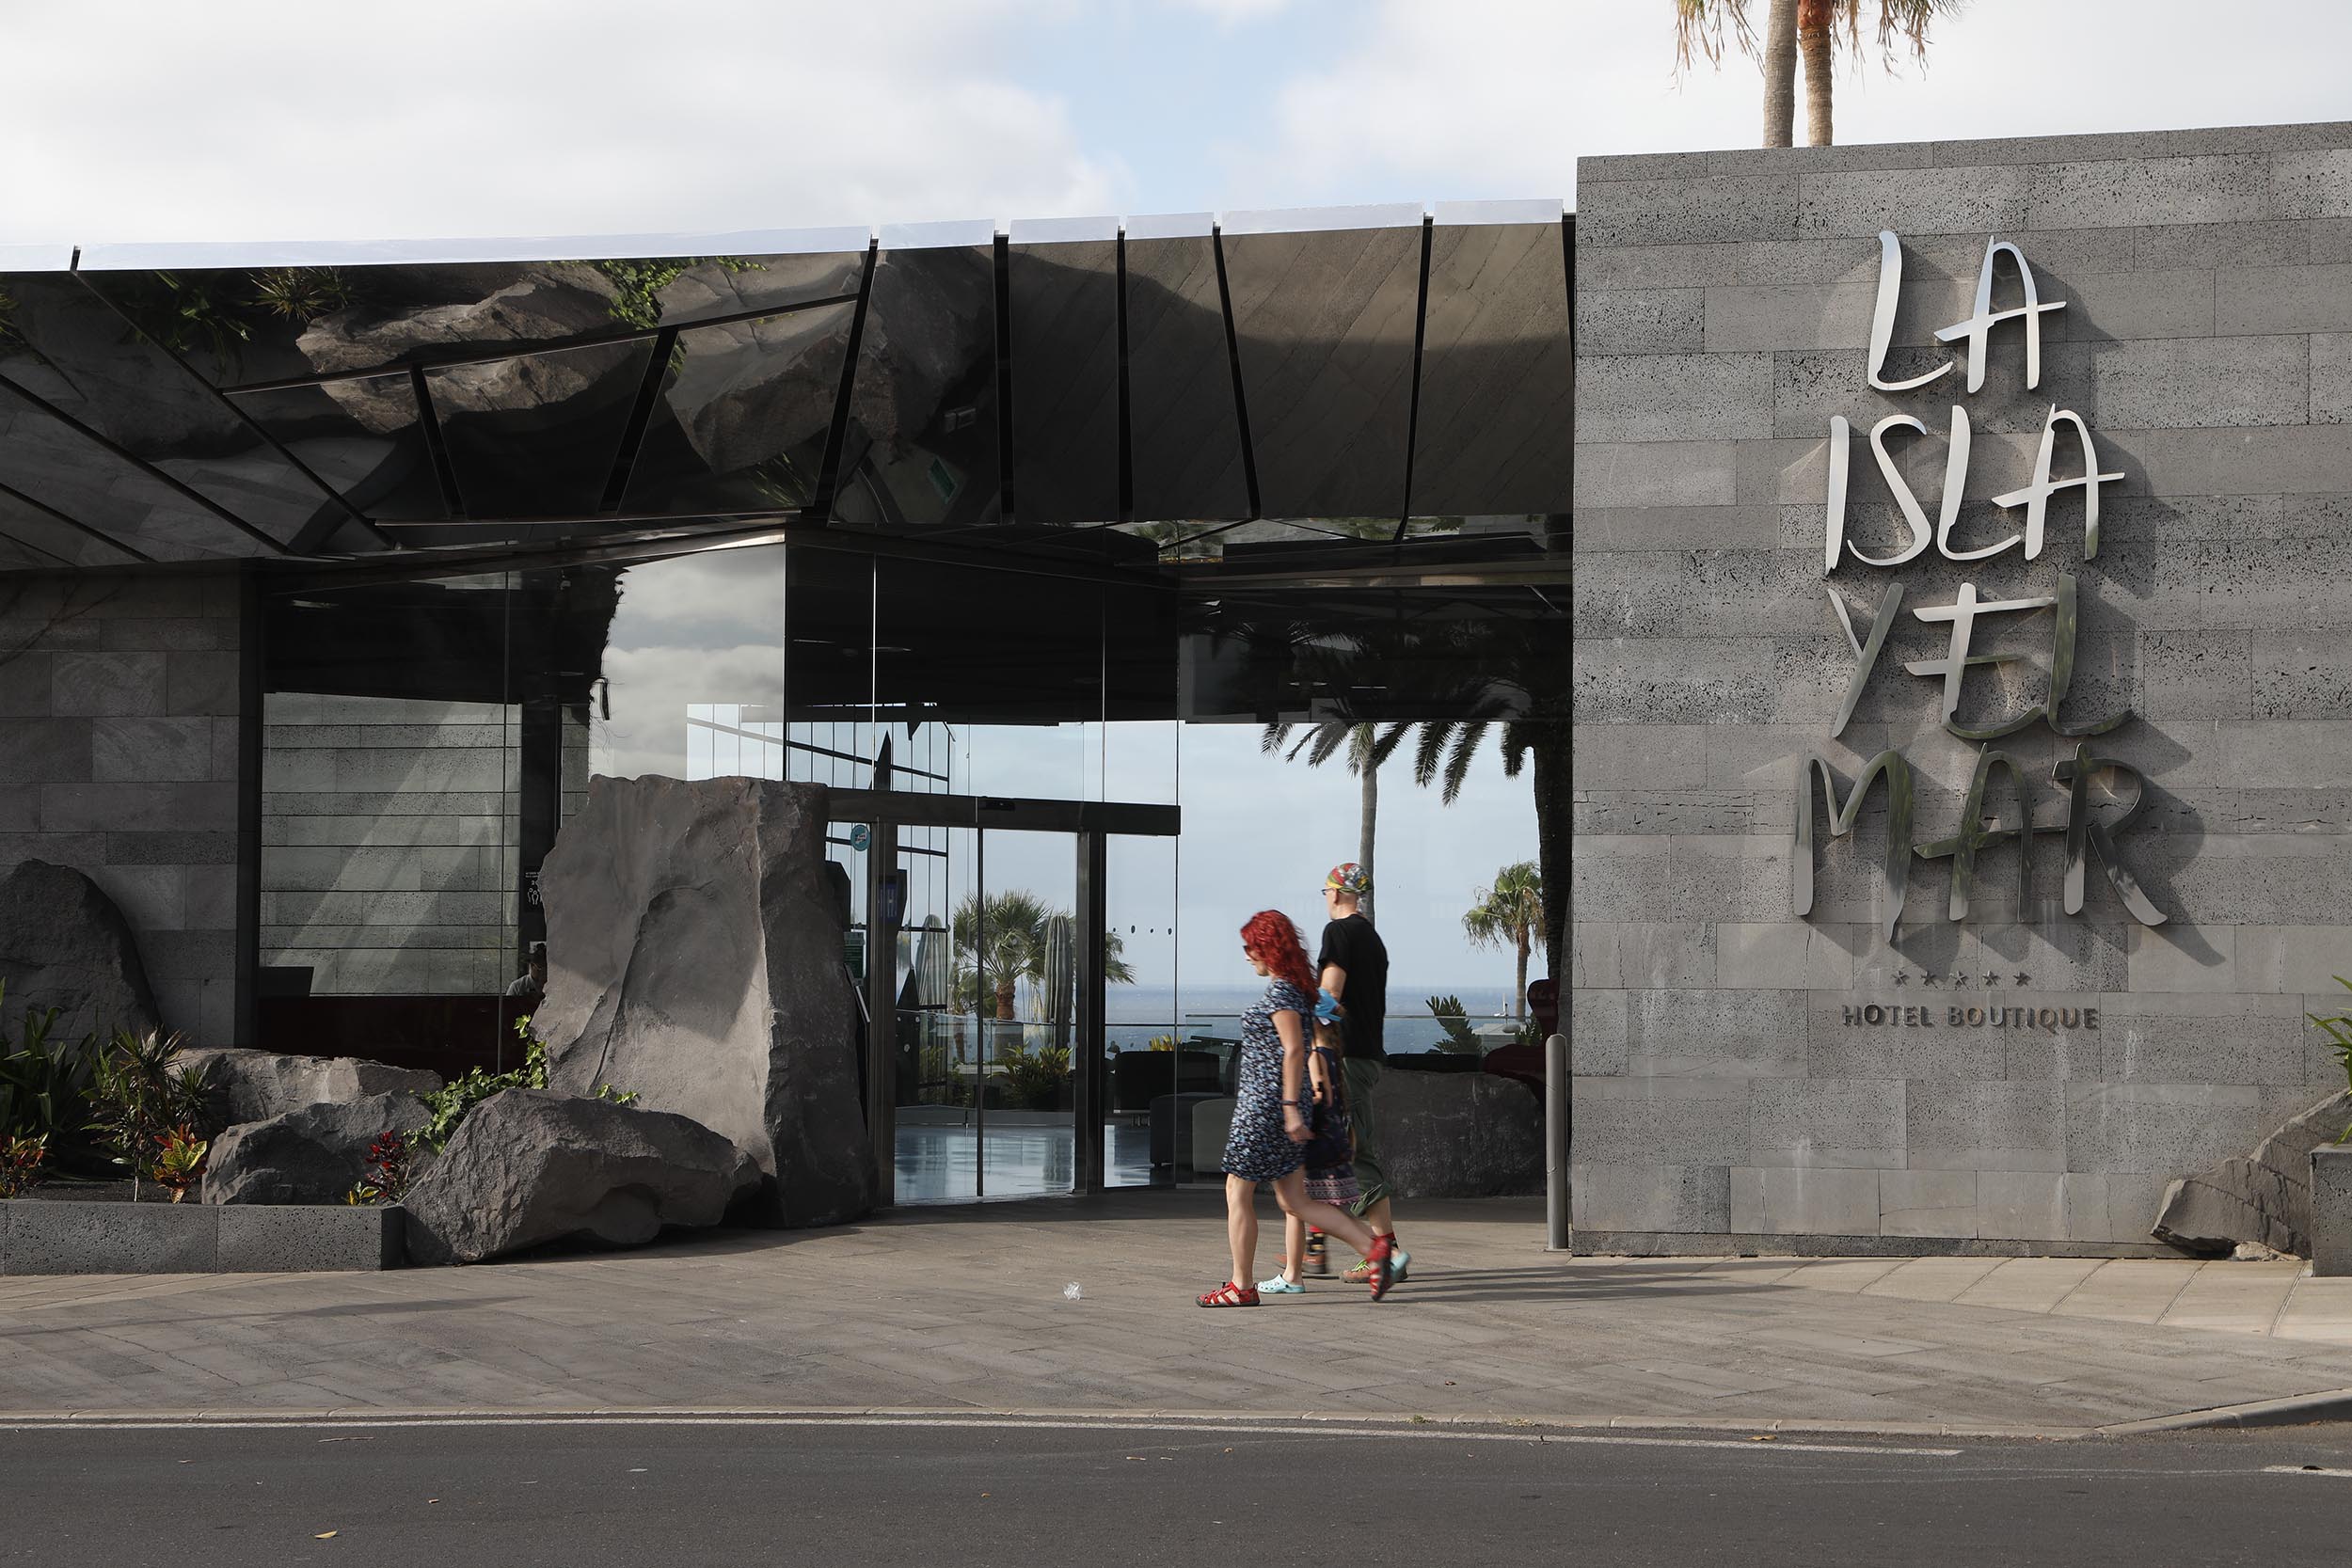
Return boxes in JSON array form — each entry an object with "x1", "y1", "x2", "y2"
[
  {"x1": 2097, "y1": 1387, "x2": 2352, "y2": 1435},
  {"x1": 0, "y1": 1404, "x2": 2092, "y2": 1442}
]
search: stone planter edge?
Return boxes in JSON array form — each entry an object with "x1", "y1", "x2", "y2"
[{"x1": 0, "y1": 1197, "x2": 404, "y2": 1275}]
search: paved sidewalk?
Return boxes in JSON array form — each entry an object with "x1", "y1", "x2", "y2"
[{"x1": 5, "y1": 1192, "x2": 2352, "y2": 1434}]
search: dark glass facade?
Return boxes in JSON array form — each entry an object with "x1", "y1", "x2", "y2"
[{"x1": 1, "y1": 204, "x2": 1570, "y2": 1203}]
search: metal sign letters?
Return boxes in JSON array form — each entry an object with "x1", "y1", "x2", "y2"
[{"x1": 1796, "y1": 232, "x2": 2164, "y2": 940}]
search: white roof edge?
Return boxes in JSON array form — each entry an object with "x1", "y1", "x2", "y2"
[
  {"x1": 73, "y1": 228, "x2": 873, "y2": 271},
  {"x1": 1008, "y1": 214, "x2": 1120, "y2": 245},
  {"x1": 1218, "y1": 202, "x2": 1424, "y2": 236},
  {"x1": 1121, "y1": 212, "x2": 1216, "y2": 241},
  {"x1": 52, "y1": 198, "x2": 1577, "y2": 273},
  {"x1": 0, "y1": 243, "x2": 75, "y2": 272},
  {"x1": 877, "y1": 219, "x2": 999, "y2": 251},
  {"x1": 1432, "y1": 198, "x2": 1569, "y2": 227}
]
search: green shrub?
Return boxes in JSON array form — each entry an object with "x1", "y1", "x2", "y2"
[
  {"x1": 413, "y1": 1018, "x2": 635, "y2": 1154},
  {"x1": 0, "y1": 985, "x2": 101, "y2": 1156},
  {"x1": 2308, "y1": 976, "x2": 2352, "y2": 1146},
  {"x1": 85, "y1": 1028, "x2": 214, "y2": 1197},
  {"x1": 1424, "y1": 994, "x2": 1482, "y2": 1054},
  {"x1": 996, "y1": 1038, "x2": 1072, "y2": 1111}
]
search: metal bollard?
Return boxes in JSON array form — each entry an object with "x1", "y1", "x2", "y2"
[{"x1": 1545, "y1": 1032, "x2": 1569, "y2": 1251}]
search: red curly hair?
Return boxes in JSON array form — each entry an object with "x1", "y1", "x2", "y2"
[{"x1": 1239, "y1": 910, "x2": 1316, "y2": 994}]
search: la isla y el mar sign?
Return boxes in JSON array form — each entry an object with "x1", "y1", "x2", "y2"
[{"x1": 1794, "y1": 231, "x2": 2164, "y2": 947}]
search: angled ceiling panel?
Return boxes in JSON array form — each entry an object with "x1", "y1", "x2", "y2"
[
  {"x1": 1409, "y1": 216, "x2": 1573, "y2": 515},
  {"x1": 226, "y1": 372, "x2": 445, "y2": 525},
  {"x1": 622, "y1": 302, "x2": 854, "y2": 515},
  {"x1": 829, "y1": 245, "x2": 1001, "y2": 533},
  {"x1": 1007, "y1": 235, "x2": 1119, "y2": 527},
  {"x1": 0, "y1": 389, "x2": 271, "y2": 561},
  {"x1": 424, "y1": 338, "x2": 655, "y2": 519},
  {"x1": 1123, "y1": 222, "x2": 1248, "y2": 524},
  {"x1": 0, "y1": 274, "x2": 345, "y2": 548},
  {"x1": 1219, "y1": 215, "x2": 1421, "y2": 520}
]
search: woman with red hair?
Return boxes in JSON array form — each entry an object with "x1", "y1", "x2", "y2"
[{"x1": 1198, "y1": 910, "x2": 1397, "y2": 1307}]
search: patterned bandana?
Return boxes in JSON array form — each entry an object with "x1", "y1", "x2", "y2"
[{"x1": 1324, "y1": 862, "x2": 1372, "y2": 897}]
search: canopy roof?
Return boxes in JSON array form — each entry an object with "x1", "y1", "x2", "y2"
[{"x1": 0, "y1": 201, "x2": 1572, "y2": 580}]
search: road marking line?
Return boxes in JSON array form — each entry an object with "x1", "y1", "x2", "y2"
[
  {"x1": 2263, "y1": 1465, "x2": 2352, "y2": 1478},
  {"x1": 0, "y1": 1413, "x2": 1961, "y2": 1456}
]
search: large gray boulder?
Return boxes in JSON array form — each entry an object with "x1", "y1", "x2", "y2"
[
  {"x1": 401, "y1": 1088, "x2": 758, "y2": 1265},
  {"x1": 179, "y1": 1047, "x2": 442, "y2": 1133},
  {"x1": 1377, "y1": 1069, "x2": 1546, "y2": 1199},
  {"x1": 532, "y1": 775, "x2": 873, "y2": 1227},
  {"x1": 0, "y1": 859, "x2": 159, "y2": 1041},
  {"x1": 202, "y1": 1092, "x2": 432, "y2": 1206},
  {"x1": 2153, "y1": 1091, "x2": 2352, "y2": 1258}
]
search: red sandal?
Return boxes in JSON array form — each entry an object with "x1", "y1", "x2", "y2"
[
  {"x1": 1197, "y1": 1280, "x2": 1260, "y2": 1308},
  {"x1": 1362, "y1": 1235, "x2": 1396, "y2": 1301}
]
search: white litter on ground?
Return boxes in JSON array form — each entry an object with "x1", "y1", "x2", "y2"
[{"x1": 1063, "y1": 1282, "x2": 1084, "y2": 1301}]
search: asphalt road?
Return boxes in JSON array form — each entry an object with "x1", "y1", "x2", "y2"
[{"x1": 7, "y1": 1414, "x2": 2352, "y2": 1567}]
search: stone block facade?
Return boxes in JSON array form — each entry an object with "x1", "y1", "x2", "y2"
[
  {"x1": 0, "y1": 571, "x2": 245, "y2": 1045},
  {"x1": 260, "y1": 693, "x2": 525, "y2": 995},
  {"x1": 1572, "y1": 121, "x2": 2352, "y2": 1253}
]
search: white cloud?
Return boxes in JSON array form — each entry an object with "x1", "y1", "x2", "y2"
[
  {"x1": 0, "y1": 0, "x2": 1120, "y2": 244},
  {"x1": 1167, "y1": 0, "x2": 1293, "y2": 24}
]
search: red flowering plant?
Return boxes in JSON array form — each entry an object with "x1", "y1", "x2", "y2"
[
  {"x1": 0, "y1": 1132, "x2": 48, "y2": 1199},
  {"x1": 345, "y1": 1130, "x2": 414, "y2": 1206},
  {"x1": 149, "y1": 1126, "x2": 208, "y2": 1204}
]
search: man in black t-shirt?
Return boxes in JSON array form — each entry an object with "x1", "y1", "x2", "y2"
[{"x1": 1315, "y1": 862, "x2": 1406, "y2": 1283}]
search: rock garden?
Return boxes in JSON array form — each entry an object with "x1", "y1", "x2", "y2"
[{"x1": 1, "y1": 777, "x2": 875, "y2": 1274}]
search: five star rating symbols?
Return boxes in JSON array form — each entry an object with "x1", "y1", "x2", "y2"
[{"x1": 1885, "y1": 970, "x2": 2035, "y2": 988}]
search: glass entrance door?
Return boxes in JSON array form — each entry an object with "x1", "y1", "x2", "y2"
[{"x1": 832, "y1": 790, "x2": 1180, "y2": 1208}]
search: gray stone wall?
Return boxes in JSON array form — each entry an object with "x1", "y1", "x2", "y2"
[
  {"x1": 261, "y1": 694, "x2": 520, "y2": 995},
  {"x1": 1571, "y1": 121, "x2": 2352, "y2": 1252},
  {"x1": 0, "y1": 571, "x2": 245, "y2": 1045}
]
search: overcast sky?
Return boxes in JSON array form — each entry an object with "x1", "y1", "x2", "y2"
[{"x1": 6, "y1": 0, "x2": 2348, "y2": 246}]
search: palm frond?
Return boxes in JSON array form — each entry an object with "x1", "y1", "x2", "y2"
[{"x1": 1441, "y1": 721, "x2": 1487, "y2": 804}]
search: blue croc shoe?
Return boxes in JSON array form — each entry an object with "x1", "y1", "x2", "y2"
[{"x1": 1257, "y1": 1273, "x2": 1306, "y2": 1295}]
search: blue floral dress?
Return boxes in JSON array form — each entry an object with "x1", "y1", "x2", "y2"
[{"x1": 1221, "y1": 977, "x2": 1313, "y2": 1182}]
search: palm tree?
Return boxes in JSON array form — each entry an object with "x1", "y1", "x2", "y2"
[
  {"x1": 1675, "y1": 0, "x2": 1963, "y2": 147},
  {"x1": 1259, "y1": 721, "x2": 1391, "y2": 923},
  {"x1": 1464, "y1": 863, "x2": 1547, "y2": 1019},
  {"x1": 951, "y1": 890, "x2": 1136, "y2": 1022}
]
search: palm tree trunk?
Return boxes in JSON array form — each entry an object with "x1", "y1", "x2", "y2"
[
  {"x1": 1514, "y1": 930, "x2": 1529, "y2": 1018},
  {"x1": 1529, "y1": 721, "x2": 1568, "y2": 987},
  {"x1": 1358, "y1": 730, "x2": 1377, "y2": 925},
  {"x1": 1762, "y1": 0, "x2": 1798, "y2": 147},
  {"x1": 1798, "y1": 0, "x2": 1835, "y2": 146}
]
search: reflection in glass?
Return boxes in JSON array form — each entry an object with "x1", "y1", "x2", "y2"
[
  {"x1": 258, "y1": 572, "x2": 523, "y2": 1074},
  {"x1": 1007, "y1": 239, "x2": 1119, "y2": 526},
  {"x1": 1222, "y1": 224, "x2": 1421, "y2": 518},
  {"x1": 831, "y1": 245, "x2": 1002, "y2": 532},
  {"x1": 0, "y1": 389, "x2": 261, "y2": 560},
  {"x1": 1123, "y1": 230, "x2": 1249, "y2": 522},
  {"x1": 621, "y1": 303, "x2": 854, "y2": 515},
  {"x1": 81, "y1": 254, "x2": 866, "y2": 389},
  {"x1": 228, "y1": 374, "x2": 445, "y2": 524},
  {"x1": 0, "y1": 274, "x2": 346, "y2": 547},
  {"x1": 580, "y1": 546, "x2": 786, "y2": 784},
  {"x1": 1410, "y1": 221, "x2": 1574, "y2": 516},
  {"x1": 425, "y1": 339, "x2": 655, "y2": 518}
]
